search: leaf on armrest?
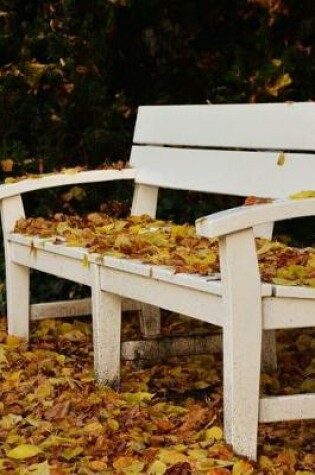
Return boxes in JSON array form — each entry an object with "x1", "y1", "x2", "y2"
[
  {"x1": 289, "y1": 190, "x2": 315, "y2": 200},
  {"x1": 244, "y1": 196, "x2": 273, "y2": 206}
]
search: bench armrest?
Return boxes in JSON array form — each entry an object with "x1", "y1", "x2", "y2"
[
  {"x1": 0, "y1": 168, "x2": 136, "y2": 200},
  {"x1": 196, "y1": 198, "x2": 315, "y2": 238}
]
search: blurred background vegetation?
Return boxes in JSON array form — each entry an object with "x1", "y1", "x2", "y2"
[{"x1": 0, "y1": 0, "x2": 314, "y2": 306}]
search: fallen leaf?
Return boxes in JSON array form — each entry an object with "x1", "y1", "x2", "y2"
[
  {"x1": 205, "y1": 426, "x2": 223, "y2": 441},
  {"x1": 7, "y1": 444, "x2": 42, "y2": 460},
  {"x1": 277, "y1": 152, "x2": 286, "y2": 166},
  {"x1": 147, "y1": 460, "x2": 167, "y2": 475}
]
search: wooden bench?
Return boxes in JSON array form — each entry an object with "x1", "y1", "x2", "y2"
[{"x1": 1, "y1": 102, "x2": 314, "y2": 460}]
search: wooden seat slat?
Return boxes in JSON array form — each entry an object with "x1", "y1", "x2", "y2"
[{"x1": 272, "y1": 284, "x2": 315, "y2": 299}]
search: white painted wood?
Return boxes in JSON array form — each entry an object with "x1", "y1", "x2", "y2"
[
  {"x1": 263, "y1": 297, "x2": 315, "y2": 329},
  {"x1": 102, "y1": 256, "x2": 152, "y2": 276},
  {"x1": 219, "y1": 229, "x2": 262, "y2": 460},
  {"x1": 259, "y1": 394, "x2": 315, "y2": 423},
  {"x1": 139, "y1": 304, "x2": 161, "y2": 338},
  {"x1": 134, "y1": 103, "x2": 315, "y2": 150},
  {"x1": 254, "y1": 224, "x2": 278, "y2": 372},
  {"x1": 131, "y1": 183, "x2": 159, "y2": 217},
  {"x1": 273, "y1": 284, "x2": 315, "y2": 299},
  {"x1": 122, "y1": 333, "x2": 222, "y2": 360},
  {"x1": 131, "y1": 147, "x2": 315, "y2": 199},
  {"x1": 11, "y1": 242, "x2": 91, "y2": 286},
  {"x1": 152, "y1": 267, "x2": 222, "y2": 295},
  {"x1": 253, "y1": 222, "x2": 274, "y2": 239},
  {"x1": 10, "y1": 234, "x2": 93, "y2": 262},
  {"x1": 91, "y1": 264, "x2": 122, "y2": 388},
  {"x1": 30, "y1": 297, "x2": 139, "y2": 320},
  {"x1": 151, "y1": 266, "x2": 272, "y2": 297},
  {"x1": 31, "y1": 298, "x2": 93, "y2": 320},
  {"x1": 261, "y1": 331, "x2": 278, "y2": 372},
  {"x1": 0, "y1": 169, "x2": 136, "y2": 200},
  {"x1": 196, "y1": 198, "x2": 315, "y2": 238},
  {"x1": 130, "y1": 183, "x2": 161, "y2": 338},
  {"x1": 0, "y1": 196, "x2": 30, "y2": 339},
  {"x1": 100, "y1": 266, "x2": 224, "y2": 326}
]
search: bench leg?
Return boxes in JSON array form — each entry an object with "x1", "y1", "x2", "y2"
[
  {"x1": 1, "y1": 196, "x2": 30, "y2": 340},
  {"x1": 219, "y1": 230, "x2": 262, "y2": 460},
  {"x1": 139, "y1": 304, "x2": 161, "y2": 338},
  {"x1": 262, "y1": 330, "x2": 277, "y2": 372},
  {"x1": 91, "y1": 265, "x2": 121, "y2": 388},
  {"x1": 6, "y1": 262, "x2": 30, "y2": 340}
]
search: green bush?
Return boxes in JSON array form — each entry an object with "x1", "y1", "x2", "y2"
[{"x1": 1, "y1": 0, "x2": 314, "y2": 173}]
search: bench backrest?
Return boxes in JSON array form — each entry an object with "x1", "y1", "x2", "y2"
[{"x1": 130, "y1": 103, "x2": 315, "y2": 200}]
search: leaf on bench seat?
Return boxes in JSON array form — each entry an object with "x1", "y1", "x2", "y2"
[{"x1": 13, "y1": 213, "x2": 315, "y2": 287}]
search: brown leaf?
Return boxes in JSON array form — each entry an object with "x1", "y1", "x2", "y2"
[{"x1": 44, "y1": 401, "x2": 70, "y2": 420}]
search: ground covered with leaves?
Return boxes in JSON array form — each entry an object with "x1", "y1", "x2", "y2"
[{"x1": 0, "y1": 313, "x2": 314, "y2": 475}]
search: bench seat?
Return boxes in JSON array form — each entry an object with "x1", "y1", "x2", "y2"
[{"x1": 10, "y1": 232, "x2": 315, "y2": 330}]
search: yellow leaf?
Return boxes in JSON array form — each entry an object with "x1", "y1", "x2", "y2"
[
  {"x1": 266, "y1": 73, "x2": 292, "y2": 96},
  {"x1": 271, "y1": 58, "x2": 282, "y2": 67},
  {"x1": 289, "y1": 190, "x2": 315, "y2": 200},
  {"x1": 83, "y1": 421, "x2": 104, "y2": 435},
  {"x1": 7, "y1": 444, "x2": 41, "y2": 460},
  {"x1": 4, "y1": 177, "x2": 16, "y2": 184},
  {"x1": 300, "y1": 378, "x2": 315, "y2": 392},
  {"x1": 158, "y1": 449, "x2": 189, "y2": 465},
  {"x1": 82, "y1": 254, "x2": 89, "y2": 268},
  {"x1": 27, "y1": 461, "x2": 50, "y2": 475},
  {"x1": 113, "y1": 457, "x2": 145, "y2": 473},
  {"x1": 0, "y1": 347, "x2": 8, "y2": 364},
  {"x1": 304, "y1": 278, "x2": 315, "y2": 287},
  {"x1": 33, "y1": 382, "x2": 52, "y2": 400},
  {"x1": 61, "y1": 166, "x2": 83, "y2": 175},
  {"x1": 232, "y1": 460, "x2": 255, "y2": 475},
  {"x1": 257, "y1": 240, "x2": 278, "y2": 255},
  {"x1": 205, "y1": 426, "x2": 223, "y2": 441},
  {"x1": 123, "y1": 392, "x2": 154, "y2": 405},
  {"x1": 258, "y1": 455, "x2": 273, "y2": 469},
  {"x1": 188, "y1": 448, "x2": 208, "y2": 460},
  {"x1": 204, "y1": 468, "x2": 231, "y2": 475},
  {"x1": 40, "y1": 435, "x2": 75, "y2": 449},
  {"x1": 6, "y1": 335, "x2": 23, "y2": 347},
  {"x1": 147, "y1": 460, "x2": 167, "y2": 475},
  {"x1": 62, "y1": 447, "x2": 84, "y2": 460},
  {"x1": 272, "y1": 277, "x2": 299, "y2": 286},
  {"x1": 1, "y1": 414, "x2": 23, "y2": 429},
  {"x1": 107, "y1": 418, "x2": 120, "y2": 430},
  {"x1": 88, "y1": 460, "x2": 108, "y2": 471},
  {"x1": 277, "y1": 152, "x2": 286, "y2": 166},
  {"x1": 62, "y1": 186, "x2": 86, "y2": 202}
]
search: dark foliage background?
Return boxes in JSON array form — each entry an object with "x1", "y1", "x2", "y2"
[
  {"x1": 1, "y1": 0, "x2": 314, "y2": 170},
  {"x1": 0, "y1": 0, "x2": 314, "y2": 304}
]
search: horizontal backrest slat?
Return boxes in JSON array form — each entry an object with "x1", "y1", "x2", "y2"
[
  {"x1": 134, "y1": 103, "x2": 315, "y2": 151},
  {"x1": 130, "y1": 146, "x2": 315, "y2": 198}
]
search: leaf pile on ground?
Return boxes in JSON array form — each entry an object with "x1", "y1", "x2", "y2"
[
  {"x1": 0, "y1": 315, "x2": 314, "y2": 474},
  {"x1": 14, "y1": 213, "x2": 315, "y2": 287}
]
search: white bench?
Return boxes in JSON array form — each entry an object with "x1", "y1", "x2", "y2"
[{"x1": 1, "y1": 102, "x2": 314, "y2": 460}]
